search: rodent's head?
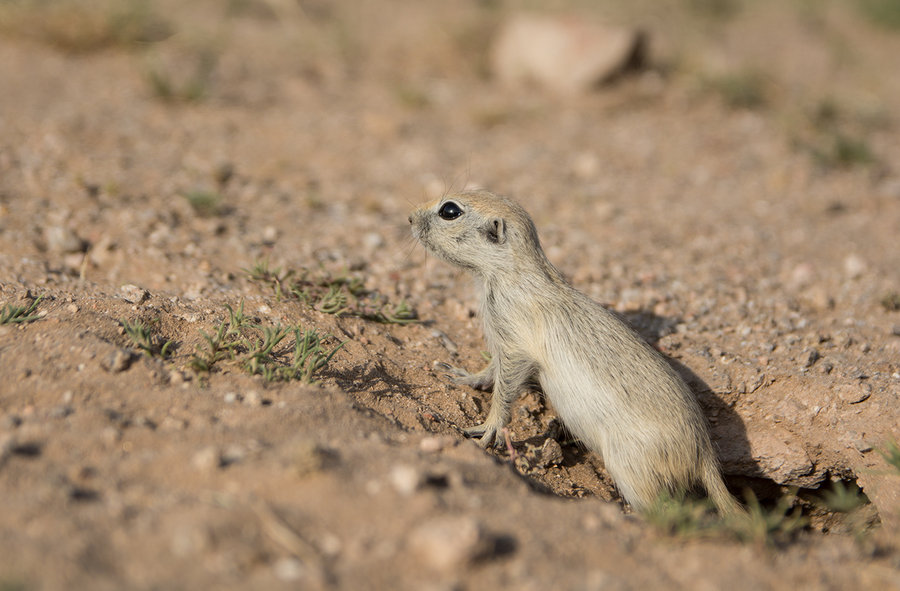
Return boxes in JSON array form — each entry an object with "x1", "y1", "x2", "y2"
[{"x1": 409, "y1": 190, "x2": 547, "y2": 278}]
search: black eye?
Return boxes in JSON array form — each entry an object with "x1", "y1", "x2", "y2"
[{"x1": 438, "y1": 201, "x2": 463, "y2": 220}]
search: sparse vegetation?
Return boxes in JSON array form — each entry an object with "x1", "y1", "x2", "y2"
[
  {"x1": 704, "y1": 69, "x2": 768, "y2": 109},
  {"x1": 183, "y1": 190, "x2": 224, "y2": 217},
  {"x1": 246, "y1": 259, "x2": 417, "y2": 324},
  {"x1": 121, "y1": 318, "x2": 174, "y2": 359},
  {"x1": 0, "y1": 0, "x2": 170, "y2": 52},
  {"x1": 645, "y1": 491, "x2": 717, "y2": 537},
  {"x1": 820, "y1": 480, "x2": 866, "y2": 514},
  {"x1": 857, "y1": 0, "x2": 900, "y2": 30},
  {"x1": 0, "y1": 295, "x2": 44, "y2": 325},
  {"x1": 811, "y1": 132, "x2": 876, "y2": 168},
  {"x1": 188, "y1": 301, "x2": 344, "y2": 383},
  {"x1": 881, "y1": 440, "x2": 900, "y2": 473},
  {"x1": 724, "y1": 489, "x2": 808, "y2": 546},
  {"x1": 688, "y1": 0, "x2": 742, "y2": 20},
  {"x1": 145, "y1": 43, "x2": 219, "y2": 103},
  {"x1": 794, "y1": 98, "x2": 880, "y2": 170},
  {"x1": 646, "y1": 488, "x2": 812, "y2": 546},
  {"x1": 879, "y1": 292, "x2": 900, "y2": 311}
]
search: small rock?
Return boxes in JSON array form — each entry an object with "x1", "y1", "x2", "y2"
[
  {"x1": 0, "y1": 415, "x2": 22, "y2": 429},
  {"x1": 262, "y1": 226, "x2": 279, "y2": 243},
  {"x1": 101, "y1": 349, "x2": 134, "y2": 373},
  {"x1": 419, "y1": 436, "x2": 453, "y2": 454},
  {"x1": 169, "y1": 370, "x2": 187, "y2": 385},
  {"x1": 843, "y1": 254, "x2": 866, "y2": 279},
  {"x1": 802, "y1": 348, "x2": 820, "y2": 368},
  {"x1": 119, "y1": 284, "x2": 149, "y2": 304},
  {"x1": 834, "y1": 382, "x2": 872, "y2": 404},
  {"x1": 363, "y1": 232, "x2": 384, "y2": 250},
  {"x1": 48, "y1": 405, "x2": 74, "y2": 419},
  {"x1": 390, "y1": 464, "x2": 422, "y2": 496},
  {"x1": 289, "y1": 439, "x2": 335, "y2": 476},
  {"x1": 243, "y1": 390, "x2": 263, "y2": 407},
  {"x1": 44, "y1": 226, "x2": 85, "y2": 253},
  {"x1": 408, "y1": 516, "x2": 487, "y2": 572},
  {"x1": 223, "y1": 392, "x2": 239, "y2": 404},
  {"x1": 273, "y1": 557, "x2": 305, "y2": 582},
  {"x1": 539, "y1": 438, "x2": 565, "y2": 468},
  {"x1": 221, "y1": 444, "x2": 246, "y2": 466},
  {"x1": 853, "y1": 439, "x2": 873, "y2": 453},
  {"x1": 192, "y1": 446, "x2": 222, "y2": 472},
  {"x1": 491, "y1": 14, "x2": 645, "y2": 94}
]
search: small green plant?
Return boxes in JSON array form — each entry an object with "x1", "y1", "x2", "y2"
[
  {"x1": 881, "y1": 292, "x2": 900, "y2": 311},
  {"x1": 188, "y1": 300, "x2": 344, "y2": 384},
  {"x1": 0, "y1": 295, "x2": 44, "y2": 325},
  {"x1": 724, "y1": 489, "x2": 808, "y2": 546},
  {"x1": 145, "y1": 41, "x2": 219, "y2": 103},
  {"x1": 704, "y1": 69, "x2": 768, "y2": 110},
  {"x1": 645, "y1": 491, "x2": 718, "y2": 537},
  {"x1": 121, "y1": 318, "x2": 174, "y2": 359},
  {"x1": 688, "y1": 0, "x2": 742, "y2": 20},
  {"x1": 820, "y1": 480, "x2": 866, "y2": 513},
  {"x1": 245, "y1": 260, "x2": 418, "y2": 324},
  {"x1": 183, "y1": 190, "x2": 223, "y2": 217},
  {"x1": 0, "y1": 0, "x2": 170, "y2": 53},
  {"x1": 857, "y1": 0, "x2": 900, "y2": 30},
  {"x1": 812, "y1": 133, "x2": 875, "y2": 168},
  {"x1": 880, "y1": 440, "x2": 900, "y2": 474}
]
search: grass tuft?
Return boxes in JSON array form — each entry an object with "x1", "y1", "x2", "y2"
[
  {"x1": 245, "y1": 260, "x2": 418, "y2": 324},
  {"x1": 880, "y1": 440, "x2": 900, "y2": 474},
  {"x1": 183, "y1": 190, "x2": 224, "y2": 217},
  {"x1": 0, "y1": 0, "x2": 170, "y2": 53},
  {"x1": 188, "y1": 300, "x2": 344, "y2": 384},
  {"x1": 857, "y1": 0, "x2": 900, "y2": 30},
  {"x1": 0, "y1": 295, "x2": 44, "y2": 325},
  {"x1": 723, "y1": 489, "x2": 808, "y2": 546},
  {"x1": 704, "y1": 69, "x2": 768, "y2": 110},
  {"x1": 644, "y1": 491, "x2": 717, "y2": 537},
  {"x1": 121, "y1": 318, "x2": 174, "y2": 359}
]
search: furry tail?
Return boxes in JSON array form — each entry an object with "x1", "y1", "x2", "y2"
[{"x1": 701, "y1": 458, "x2": 743, "y2": 516}]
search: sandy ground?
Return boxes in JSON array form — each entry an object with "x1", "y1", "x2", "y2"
[{"x1": 1, "y1": 0, "x2": 899, "y2": 589}]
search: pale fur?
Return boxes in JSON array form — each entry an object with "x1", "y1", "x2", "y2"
[{"x1": 410, "y1": 190, "x2": 740, "y2": 514}]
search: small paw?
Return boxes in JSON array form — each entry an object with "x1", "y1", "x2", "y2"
[{"x1": 463, "y1": 422, "x2": 500, "y2": 448}]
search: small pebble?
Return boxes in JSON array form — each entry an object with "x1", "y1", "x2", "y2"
[
  {"x1": 843, "y1": 255, "x2": 866, "y2": 279},
  {"x1": 390, "y1": 464, "x2": 422, "y2": 496},
  {"x1": 243, "y1": 390, "x2": 263, "y2": 407},
  {"x1": 834, "y1": 382, "x2": 872, "y2": 404},
  {"x1": 539, "y1": 438, "x2": 565, "y2": 468},
  {"x1": 273, "y1": 557, "x2": 305, "y2": 582},
  {"x1": 0, "y1": 415, "x2": 22, "y2": 429},
  {"x1": 120, "y1": 284, "x2": 149, "y2": 304},
  {"x1": 419, "y1": 436, "x2": 452, "y2": 454},
  {"x1": 223, "y1": 392, "x2": 239, "y2": 404},
  {"x1": 192, "y1": 446, "x2": 222, "y2": 472},
  {"x1": 802, "y1": 348, "x2": 820, "y2": 368},
  {"x1": 408, "y1": 516, "x2": 487, "y2": 572},
  {"x1": 220, "y1": 444, "x2": 246, "y2": 466},
  {"x1": 48, "y1": 405, "x2": 74, "y2": 419},
  {"x1": 44, "y1": 226, "x2": 85, "y2": 253},
  {"x1": 101, "y1": 349, "x2": 134, "y2": 373}
]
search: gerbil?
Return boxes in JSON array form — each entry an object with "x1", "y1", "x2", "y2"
[{"x1": 409, "y1": 189, "x2": 740, "y2": 514}]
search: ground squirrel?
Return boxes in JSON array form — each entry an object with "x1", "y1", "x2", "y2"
[{"x1": 410, "y1": 189, "x2": 740, "y2": 514}]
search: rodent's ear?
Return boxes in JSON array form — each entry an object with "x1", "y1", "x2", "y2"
[{"x1": 485, "y1": 217, "x2": 506, "y2": 244}]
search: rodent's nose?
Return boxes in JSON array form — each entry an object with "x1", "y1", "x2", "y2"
[{"x1": 408, "y1": 215, "x2": 413, "y2": 224}]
